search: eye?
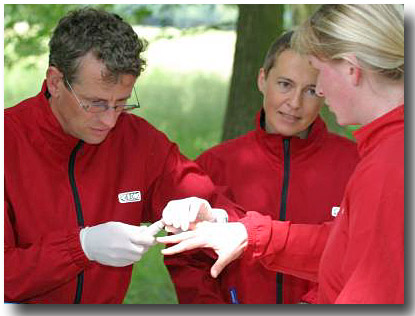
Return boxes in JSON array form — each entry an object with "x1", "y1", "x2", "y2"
[
  {"x1": 305, "y1": 87, "x2": 318, "y2": 97},
  {"x1": 90, "y1": 100, "x2": 107, "y2": 106},
  {"x1": 277, "y1": 80, "x2": 292, "y2": 92}
]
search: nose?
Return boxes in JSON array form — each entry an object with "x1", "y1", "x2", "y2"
[
  {"x1": 315, "y1": 80, "x2": 324, "y2": 97},
  {"x1": 288, "y1": 89, "x2": 302, "y2": 110},
  {"x1": 99, "y1": 108, "x2": 119, "y2": 129}
]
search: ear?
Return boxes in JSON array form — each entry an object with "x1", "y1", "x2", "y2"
[
  {"x1": 349, "y1": 64, "x2": 362, "y2": 87},
  {"x1": 46, "y1": 66, "x2": 63, "y2": 97},
  {"x1": 257, "y1": 68, "x2": 266, "y2": 94},
  {"x1": 345, "y1": 55, "x2": 362, "y2": 86}
]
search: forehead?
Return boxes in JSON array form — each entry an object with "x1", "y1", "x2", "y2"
[
  {"x1": 74, "y1": 52, "x2": 136, "y2": 91},
  {"x1": 75, "y1": 53, "x2": 111, "y2": 86},
  {"x1": 272, "y1": 50, "x2": 319, "y2": 81},
  {"x1": 308, "y1": 55, "x2": 331, "y2": 70}
]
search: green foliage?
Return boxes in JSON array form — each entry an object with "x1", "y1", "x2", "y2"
[
  {"x1": 135, "y1": 68, "x2": 229, "y2": 158},
  {"x1": 4, "y1": 57, "x2": 48, "y2": 108},
  {"x1": 4, "y1": 4, "x2": 111, "y2": 69},
  {"x1": 4, "y1": 4, "x2": 237, "y2": 70}
]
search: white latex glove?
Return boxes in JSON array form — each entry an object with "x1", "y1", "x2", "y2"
[
  {"x1": 162, "y1": 197, "x2": 228, "y2": 233},
  {"x1": 157, "y1": 221, "x2": 248, "y2": 278},
  {"x1": 80, "y1": 221, "x2": 164, "y2": 267}
]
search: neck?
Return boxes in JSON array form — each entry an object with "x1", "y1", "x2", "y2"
[
  {"x1": 296, "y1": 125, "x2": 311, "y2": 139},
  {"x1": 358, "y1": 76, "x2": 404, "y2": 126}
]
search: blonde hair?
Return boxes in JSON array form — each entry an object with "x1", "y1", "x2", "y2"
[{"x1": 292, "y1": 4, "x2": 404, "y2": 80}]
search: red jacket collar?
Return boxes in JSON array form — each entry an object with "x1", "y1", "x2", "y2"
[
  {"x1": 254, "y1": 109, "x2": 328, "y2": 161},
  {"x1": 36, "y1": 80, "x2": 81, "y2": 155},
  {"x1": 354, "y1": 105, "x2": 404, "y2": 157}
]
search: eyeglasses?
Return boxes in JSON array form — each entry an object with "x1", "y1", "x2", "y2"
[{"x1": 64, "y1": 77, "x2": 140, "y2": 113}]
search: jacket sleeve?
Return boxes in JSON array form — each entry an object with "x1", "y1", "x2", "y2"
[
  {"x1": 240, "y1": 211, "x2": 332, "y2": 283},
  {"x1": 142, "y1": 142, "x2": 244, "y2": 303},
  {"x1": 4, "y1": 192, "x2": 91, "y2": 302}
]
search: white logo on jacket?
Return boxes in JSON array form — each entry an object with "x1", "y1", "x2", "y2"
[
  {"x1": 118, "y1": 191, "x2": 141, "y2": 203},
  {"x1": 331, "y1": 206, "x2": 341, "y2": 217}
]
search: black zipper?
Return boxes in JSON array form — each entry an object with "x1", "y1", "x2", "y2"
[
  {"x1": 68, "y1": 140, "x2": 85, "y2": 304},
  {"x1": 276, "y1": 138, "x2": 291, "y2": 304}
]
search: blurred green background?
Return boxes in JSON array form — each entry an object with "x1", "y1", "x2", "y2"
[{"x1": 4, "y1": 4, "x2": 358, "y2": 304}]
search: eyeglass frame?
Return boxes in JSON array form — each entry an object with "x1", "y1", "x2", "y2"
[{"x1": 64, "y1": 77, "x2": 140, "y2": 113}]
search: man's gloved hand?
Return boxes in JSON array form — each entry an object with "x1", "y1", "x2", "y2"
[
  {"x1": 79, "y1": 221, "x2": 164, "y2": 267},
  {"x1": 162, "y1": 197, "x2": 228, "y2": 233}
]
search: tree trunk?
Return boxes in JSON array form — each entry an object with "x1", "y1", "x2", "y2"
[{"x1": 222, "y1": 4, "x2": 284, "y2": 141}]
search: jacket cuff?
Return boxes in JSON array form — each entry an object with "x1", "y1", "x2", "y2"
[
  {"x1": 239, "y1": 211, "x2": 290, "y2": 261},
  {"x1": 238, "y1": 211, "x2": 269, "y2": 260},
  {"x1": 66, "y1": 229, "x2": 91, "y2": 269}
]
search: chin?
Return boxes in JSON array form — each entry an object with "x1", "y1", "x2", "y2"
[
  {"x1": 333, "y1": 116, "x2": 350, "y2": 126},
  {"x1": 82, "y1": 137, "x2": 107, "y2": 145}
]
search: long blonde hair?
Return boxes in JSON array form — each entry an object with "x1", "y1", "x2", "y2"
[{"x1": 292, "y1": 4, "x2": 404, "y2": 80}]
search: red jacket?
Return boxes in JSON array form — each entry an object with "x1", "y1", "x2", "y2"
[
  {"x1": 167, "y1": 110, "x2": 359, "y2": 304},
  {"x1": 242, "y1": 106, "x2": 404, "y2": 303},
  {"x1": 4, "y1": 82, "x2": 243, "y2": 303}
]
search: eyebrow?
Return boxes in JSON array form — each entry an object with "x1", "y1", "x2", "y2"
[
  {"x1": 80, "y1": 94, "x2": 132, "y2": 103},
  {"x1": 277, "y1": 76, "x2": 294, "y2": 83},
  {"x1": 277, "y1": 76, "x2": 317, "y2": 88}
]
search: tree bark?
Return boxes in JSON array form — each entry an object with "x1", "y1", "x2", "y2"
[{"x1": 222, "y1": 4, "x2": 284, "y2": 141}]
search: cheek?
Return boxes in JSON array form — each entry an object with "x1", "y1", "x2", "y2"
[
  {"x1": 263, "y1": 87, "x2": 284, "y2": 109},
  {"x1": 72, "y1": 112, "x2": 94, "y2": 131}
]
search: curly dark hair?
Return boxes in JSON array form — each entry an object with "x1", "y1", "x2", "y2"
[{"x1": 49, "y1": 7, "x2": 147, "y2": 85}]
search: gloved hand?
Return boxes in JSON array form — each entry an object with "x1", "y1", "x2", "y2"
[
  {"x1": 79, "y1": 220, "x2": 164, "y2": 267},
  {"x1": 162, "y1": 197, "x2": 228, "y2": 233}
]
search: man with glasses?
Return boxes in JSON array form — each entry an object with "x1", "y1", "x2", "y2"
[{"x1": 5, "y1": 7, "x2": 241, "y2": 304}]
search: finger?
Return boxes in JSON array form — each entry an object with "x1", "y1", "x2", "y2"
[
  {"x1": 211, "y1": 254, "x2": 232, "y2": 278},
  {"x1": 180, "y1": 203, "x2": 191, "y2": 232},
  {"x1": 130, "y1": 231, "x2": 156, "y2": 246},
  {"x1": 188, "y1": 199, "x2": 201, "y2": 224},
  {"x1": 160, "y1": 237, "x2": 204, "y2": 255},
  {"x1": 172, "y1": 201, "x2": 187, "y2": 229},
  {"x1": 147, "y1": 220, "x2": 165, "y2": 236},
  {"x1": 156, "y1": 230, "x2": 195, "y2": 244},
  {"x1": 131, "y1": 244, "x2": 152, "y2": 259},
  {"x1": 162, "y1": 202, "x2": 174, "y2": 226},
  {"x1": 129, "y1": 225, "x2": 156, "y2": 246},
  {"x1": 164, "y1": 225, "x2": 182, "y2": 234},
  {"x1": 132, "y1": 244, "x2": 144, "y2": 254},
  {"x1": 129, "y1": 249, "x2": 143, "y2": 263}
]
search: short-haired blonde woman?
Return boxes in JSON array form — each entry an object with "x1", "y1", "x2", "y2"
[{"x1": 158, "y1": 4, "x2": 404, "y2": 304}]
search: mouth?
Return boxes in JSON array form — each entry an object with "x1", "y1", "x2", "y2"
[
  {"x1": 278, "y1": 111, "x2": 301, "y2": 123},
  {"x1": 90, "y1": 127, "x2": 111, "y2": 135}
]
